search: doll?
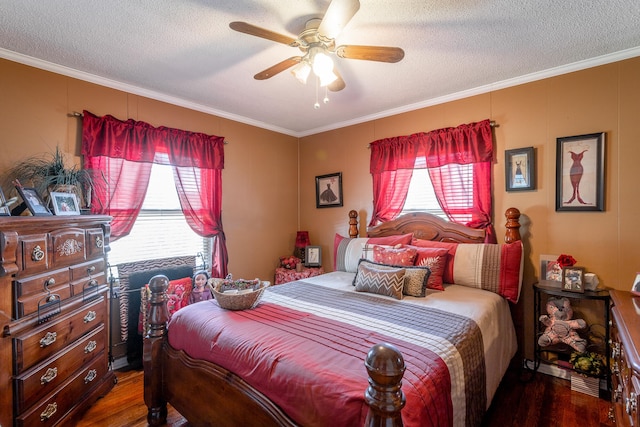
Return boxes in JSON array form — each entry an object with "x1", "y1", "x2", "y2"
[{"x1": 188, "y1": 270, "x2": 213, "y2": 304}]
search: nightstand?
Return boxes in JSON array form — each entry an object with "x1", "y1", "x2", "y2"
[
  {"x1": 274, "y1": 267, "x2": 325, "y2": 285},
  {"x1": 530, "y1": 281, "x2": 611, "y2": 398}
]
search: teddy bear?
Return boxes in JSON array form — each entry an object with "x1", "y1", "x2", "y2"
[{"x1": 538, "y1": 297, "x2": 587, "y2": 353}]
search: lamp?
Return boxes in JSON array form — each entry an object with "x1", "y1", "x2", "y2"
[
  {"x1": 291, "y1": 61, "x2": 311, "y2": 84},
  {"x1": 291, "y1": 46, "x2": 337, "y2": 88},
  {"x1": 294, "y1": 231, "x2": 310, "y2": 262}
]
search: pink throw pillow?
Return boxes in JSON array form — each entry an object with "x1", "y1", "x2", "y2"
[
  {"x1": 373, "y1": 245, "x2": 417, "y2": 266},
  {"x1": 409, "y1": 246, "x2": 449, "y2": 291},
  {"x1": 411, "y1": 238, "x2": 459, "y2": 284}
]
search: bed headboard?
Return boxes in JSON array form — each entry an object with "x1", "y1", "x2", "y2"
[{"x1": 361, "y1": 208, "x2": 520, "y2": 243}]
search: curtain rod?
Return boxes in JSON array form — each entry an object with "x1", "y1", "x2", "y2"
[{"x1": 69, "y1": 111, "x2": 229, "y2": 144}]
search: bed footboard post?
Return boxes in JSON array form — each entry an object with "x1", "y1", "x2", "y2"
[
  {"x1": 143, "y1": 275, "x2": 170, "y2": 426},
  {"x1": 364, "y1": 343, "x2": 406, "y2": 427}
]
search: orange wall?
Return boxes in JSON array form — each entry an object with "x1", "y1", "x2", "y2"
[
  {"x1": 1, "y1": 56, "x2": 639, "y2": 313},
  {"x1": 0, "y1": 58, "x2": 299, "y2": 281}
]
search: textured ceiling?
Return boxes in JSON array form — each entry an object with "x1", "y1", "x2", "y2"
[{"x1": 1, "y1": 0, "x2": 640, "y2": 137}]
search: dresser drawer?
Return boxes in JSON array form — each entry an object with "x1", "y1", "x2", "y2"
[
  {"x1": 14, "y1": 296, "x2": 106, "y2": 374},
  {"x1": 16, "y1": 284, "x2": 72, "y2": 318},
  {"x1": 16, "y1": 233, "x2": 49, "y2": 275},
  {"x1": 14, "y1": 325, "x2": 106, "y2": 414},
  {"x1": 70, "y1": 259, "x2": 106, "y2": 297},
  {"x1": 15, "y1": 269, "x2": 70, "y2": 299},
  {"x1": 15, "y1": 353, "x2": 108, "y2": 427},
  {"x1": 50, "y1": 228, "x2": 86, "y2": 269}
]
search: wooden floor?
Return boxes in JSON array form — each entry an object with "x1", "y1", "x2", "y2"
[{"x1": 76, "y1": 365, "x2": 615, "y2": 427}]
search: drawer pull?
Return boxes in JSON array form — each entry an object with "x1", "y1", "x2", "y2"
[
  {"x1": 39, "y1": 331, "x2": 57, "y2": 347},
  {"x1": 40, "y1": 402, "x2": 57, "y2": 421},
  {"x1": 40, "y1": 367, "x2": 58, "y2": 385},
  {"x1": 626, "y1": 392, "x2": 637, "y2": 415},
  {"x1": 84, "y1": 311, "x2": 97, "y2": 323},
  {"x1": 87, "y1": 265, "x2": 96, "y2": 274},
  {"x1": 95, "y1": 236, "x2": 103, "y2": 248},
  {"x1": 85, "y1": 340, "x2": 97, "y2": 353},
  {"x1": 84, "y1": 369, "x2": 97, "y2": 384},
  {"x1": 32, "y1": 245, "x2": 45, "y2": 262}
]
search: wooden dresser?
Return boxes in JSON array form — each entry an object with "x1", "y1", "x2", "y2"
[
  {"x1": 0, "y1": 215, "x2": 115, "y2": 427},
  {"x1": 610, "y1": 290, "x2": 640, "y2": 426}
]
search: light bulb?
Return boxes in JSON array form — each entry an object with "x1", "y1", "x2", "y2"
[{"x1": 312, "y1": 52, "x2": 334, "y2": 76}]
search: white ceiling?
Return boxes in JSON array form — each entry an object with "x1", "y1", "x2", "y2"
[{"x1": 1, "y1": 1, "x2": 640, "y2": 137}]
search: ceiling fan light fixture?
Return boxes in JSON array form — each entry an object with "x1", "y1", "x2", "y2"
[
  {"x1": 291, "y1": 62, "x2": 311, "y2": 84},
  {"x1": 311, "y1": 50, "x2": 337, "y2": 86}
]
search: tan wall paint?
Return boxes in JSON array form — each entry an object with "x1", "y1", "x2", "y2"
[
  {"x1": 0, "y1": 58, "x2": 298, "y2": 281},
  {"x1": 2, "y1": 56, "x2": 639, "y2": 357}
]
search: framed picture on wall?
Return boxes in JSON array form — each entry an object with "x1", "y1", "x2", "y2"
[
  {"x1": 505, "y1": 147, "x2": 535, "y2": 191},
  {"x1": 556, "y1": 132, "x2": 605, "y2": 212},
  {"x1": 315, "y1": 172, "x2": 343, "y2": 208}
]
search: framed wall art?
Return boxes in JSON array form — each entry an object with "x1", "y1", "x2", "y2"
[
  {"x1": 315, "y1": 172, "x2": 343, "y2": 208},
  {"x1": 50, "y1": 191, "x2": 80, "y2": 215},
  {"x1": 16, "y1": 186, "x2": 52, "y2": 216},
  {"x1": 505, "y1": 147, "x2": 535, "y2": 191},
  {"x1": 562, "y1": 266, "x2": 585, "y2": 293},
  {"x1": 556, "y1": 132, "x2": 605, "y2": 211}
]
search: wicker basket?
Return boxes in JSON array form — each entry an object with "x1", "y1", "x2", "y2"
[{"x1": 209, "y1": 279, "x2": 270, "y2": 311}]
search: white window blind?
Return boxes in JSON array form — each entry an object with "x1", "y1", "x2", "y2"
[{"x1": 107, "y1": 163, "x2": 210, "y2": 267}]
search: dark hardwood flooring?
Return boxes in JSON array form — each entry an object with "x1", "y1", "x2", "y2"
[{"x1": 76, "y1": 365, "x2": 615, "y2": 427}]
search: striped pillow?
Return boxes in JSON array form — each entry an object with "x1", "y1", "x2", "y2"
[{"x1": 452, "y1": 241, "x2": 524, "y2": 303}]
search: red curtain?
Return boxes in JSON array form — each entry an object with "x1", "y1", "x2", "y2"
[
  {"x1": 369, "y1": 119, "x2": 496, "y2": 242},
  {"x1": 81, "y1": 110, "x2": 229, "y2": 277}
]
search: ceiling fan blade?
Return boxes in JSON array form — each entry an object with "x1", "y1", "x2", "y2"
[
  {"x1": 229, "y1": 22, "x2": 299, "y2": 47},
  {"x1": 328, "y1": 68, "x2": 346, "y2": 92},
  {"x1": 335, "y1": 45, "x2": 405, "y2": 63},
  {"x1": 317, "y1": 0, "x2": 360, "y2": 41},
  {"x1": 254, "y1": 57, "x2": 302, "y2": 80}
]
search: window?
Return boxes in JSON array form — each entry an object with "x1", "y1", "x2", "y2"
[
  {"x1": 400, "y1": 157, "x2": 473, "y2": 223},
  {"x1": 107, "y1": 163, "x2": 211, "y2": 266}
]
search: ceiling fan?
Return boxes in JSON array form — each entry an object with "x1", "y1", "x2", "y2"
[{"x1": 229, "y1": 0, "x2": 404, "y2": 95}]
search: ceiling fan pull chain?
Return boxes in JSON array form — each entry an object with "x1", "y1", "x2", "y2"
[
  {"x1": 324, "y1": 85, "x2": 330, "y2": 104},
  {"x1": 314, "y1": 76, "x2": 320, "y2": 109}
]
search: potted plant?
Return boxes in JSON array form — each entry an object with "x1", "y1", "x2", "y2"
[{"x1": 3, "y1": 146, "x2": 101, "y2": 210}]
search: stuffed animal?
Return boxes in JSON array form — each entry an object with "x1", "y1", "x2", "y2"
[{"x1": 538, "y1": 297, "x2": 587, "y2": 353}]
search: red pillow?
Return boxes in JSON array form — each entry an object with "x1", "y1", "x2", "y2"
[
  {"x1": 409, "y1": 246, "x2": 449, "y2": 291},
  {"x1": 373, "y1": 245, "x2": 417, "y2": 266},
  {"x1": 411, "y1": 238, "x2": 459, "y2": 284}
]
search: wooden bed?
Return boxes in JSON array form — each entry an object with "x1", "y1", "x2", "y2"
[{"x1": 143, "y1": 208, "x2": 522, "y2": 427}]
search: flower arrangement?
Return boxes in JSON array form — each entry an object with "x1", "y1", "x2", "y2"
[
  {"x1": 557, "y1": 254, "x2": 577, "y2": 268},
  {"x1": 570, "y1": 351, "x2": 605, "y2": 377},
  {"x1": 280, "y1": 255, "x2": 301, "y2": 270}
]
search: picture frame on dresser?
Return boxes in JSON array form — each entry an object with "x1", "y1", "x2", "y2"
[
  {"x1": 562, "y1": 266, "x2": 585, "y2": 293},
  {"x1": 16, "y1": 185, "x2": 52, "y2": 216},
  {"x1": 315, "y1": 172, "x2": 343, "y2": 208},
  {"x1": 50, "y1": 191, "x2": 80, "y2": 215},
  {"x1": 0, "y1": 187, "x2": 10, "y2": 216},
  {"x1": 555, "y1": 132, "x2": 605, "y2": 212},
  {"x1": 505, "y1": 147, "x2": 535, "y2": 191},
  {"x1": 631, "y1": 272, "x2": 640, "y2": 297},
  {"x1": 304, "y1": 246, "x2": 322, "y2": 267},
  {"x1": 540, "y1": 254, "x2": 562, "y2": 282}
]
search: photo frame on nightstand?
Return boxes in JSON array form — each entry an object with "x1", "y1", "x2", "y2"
[
  {"x1": 562, "y1": 266, "x2": 585, "y2": 293},
  {"x1": 304, "y1": 246, "x2": 322, "y2": 267}
]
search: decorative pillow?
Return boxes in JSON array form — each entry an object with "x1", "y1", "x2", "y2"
[
  {"x1": 334, "y1": 233, "x2": 413, "y2": 272},
  {"x1": 411, "y1": 238, "x2": 459, "y2": 284},
  {"x1": 139, "y1": 276, "x2": 193, "y2": 334},
  {"x1": 372, "y1": 245, "x2": 417, "y2": 266},
  {"x1": 353, "y1": 262, "x2": 405, "y2": 300},
  {"x1": 451, "y1": 241, "x2": 524, "y2": 303},
  {"x1": 408, "y1": 246, "x2": 449, "y2": 291},
  {"x1": 355, "y1": 259, "x2": 431, "y2": 297},
  {"x1": 361, "y1": 242, "x2": 401, "y2": 262}
]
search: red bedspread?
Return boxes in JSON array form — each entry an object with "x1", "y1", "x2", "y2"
[{"x1": 168, "y1": 281, "x2": 485, "y2": 427}]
